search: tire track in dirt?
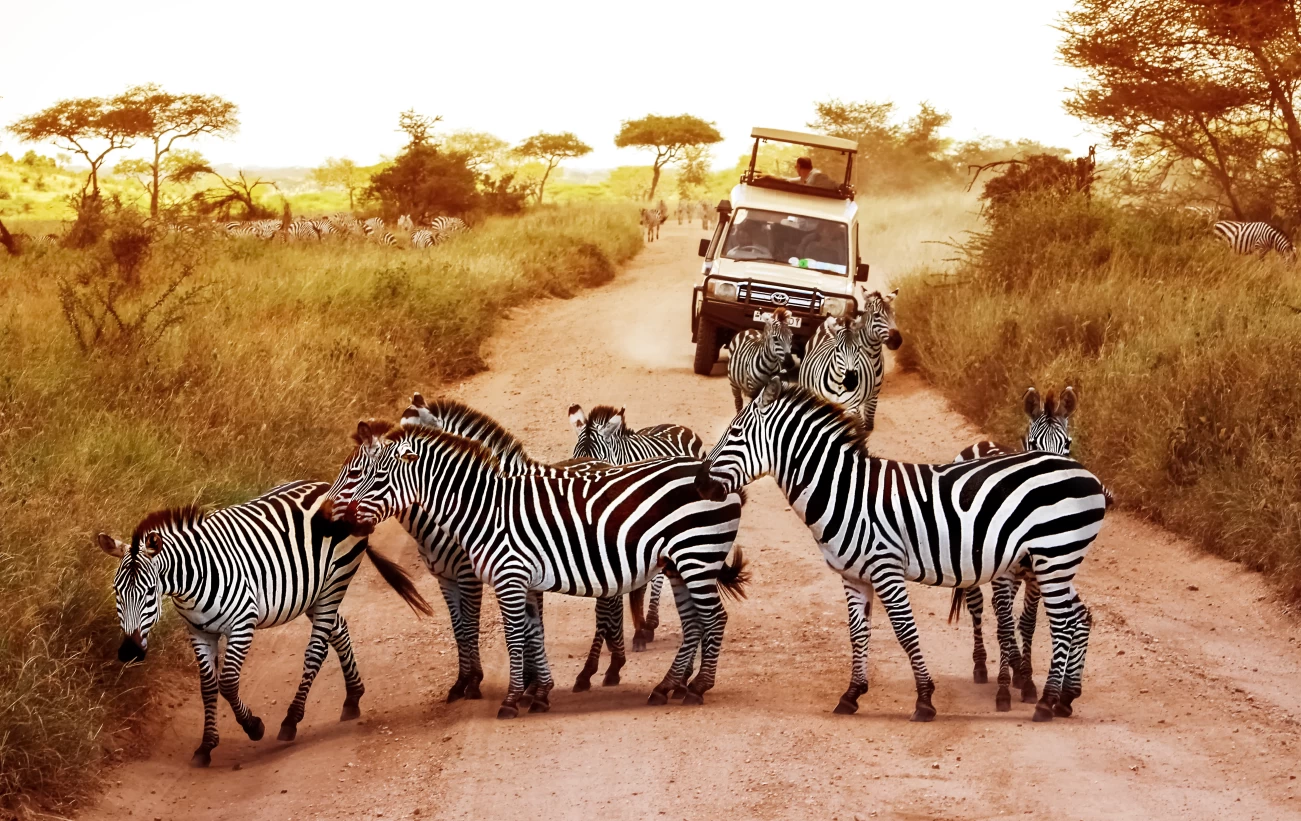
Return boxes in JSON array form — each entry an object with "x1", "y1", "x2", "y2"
[{"x1": 81, "y1": 221, "x2": 1301, "y2": 821}]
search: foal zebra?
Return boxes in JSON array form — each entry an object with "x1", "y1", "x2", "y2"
[
  {"x1": 569, "y1": 404, "x2": 707, "y2": 651},
  {"x1": 798, "y1": 289, "x2": 901, "y2": 431},
  {"x1": 98, "y1": 481, "x2": 431, "y2": 766},
  {"x1": 952, "y1": 386, "x2": 1077, "y2": 699},
  {"x1": 697, "y1": 379, "x2": 1107, "y2": 721},
  {"x1": 726, "y1": 307, "x2": 794, "y2": 413},
  {"x1": 341, "y1": 426, "x2": 748, "y2": 718},
  {"x1": 1212, "y1": 220, "x2": 1295, "y2": 258}
]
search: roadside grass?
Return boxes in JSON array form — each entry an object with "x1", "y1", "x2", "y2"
[
  {"x1": 894, "y1": 193, "x2": 1301, "y2": 597},
  {"x1": 0, "y1": 203, "x2": 642, "y2": 815}
]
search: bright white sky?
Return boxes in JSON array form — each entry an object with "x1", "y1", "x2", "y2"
[{"x1": 2, "y1": 0, "x2": 1091, "y2": 172}]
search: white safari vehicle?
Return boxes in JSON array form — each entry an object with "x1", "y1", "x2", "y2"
[{"x1": 691, "y1": 127, "x2": 869, "y2": 375}]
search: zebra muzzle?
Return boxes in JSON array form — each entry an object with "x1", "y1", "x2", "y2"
[
  {"x1": 886, "y1": 329, "x2": 903, "y2": 350},
  {"x1": 118, "y1": 633, "x2": 147, "y2": 663}
]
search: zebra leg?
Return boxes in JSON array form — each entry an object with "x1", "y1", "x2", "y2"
[
  {"x1": 668, "y1": 572, "x2": 696, "y2": 699},
  {"x1": 862, "y1": 393, "x2": 880, "y2": 433},
  {"x1": 649, "y1": 572, "x2": 702, "y2": 705},
  {"x1": 870, "y1": 564, "x2": 937, "y2": 721},
  {"x1": 216, "y1": 623, "x2": 265, "y2": 742},
  {"x1": 519, "y1": 591, "x2": 544, "y2": 709},
  {"x1": 188, "y1": 629, "x2": 221, "y2": 767},
  {"x1": 1017, "y1": 578, "x2": 1042, "y2": 703},
  {"x1": 835, "y1": 577, "x2": 873, "y2": 715},
  {"x1": 644, "y1": 571, "x2": 665, "y2": 636},
  {"x1": 731, "y1": 382, "x2": 744, "y2": 414},
  {"x1": 522, "y1": 592, "x2": 555, "y2": 714},
  {"x1": 1057, "y1": 601, "x2": 1093, "y2": 718},
  {"x1": 629, "y1": 585, "x2": 649, "y2": 652},
  {"x1": 327, "y1": 614, "x2": 365, "y2": 721},
  {"x1": 683, "y1": 575, "x2": 729, "y2": 705},
  {"x1": 458, "y1": 571, "x2": 485, "y2": 700},
  {"x1": 601, "y1": 596, "x2": 628, "y2": 687},
  {"x1": 966, "y1": 587, "x2": 988, "y2": 684},
  {"x1": 573, "y1": 604, "x2": 605, "y2": 693},
  {"x1": 278, "y1": 610, "x2": 334, "y2": 742},
  {"x1": 991, "y1": 577, "x2": 1021, "y2": 712},
  {"x1": 1031, "y1": 574, "x2": 1079, "y2": 722},
  {"x1": 495, "y1": 582, "x2": 532, "y2": 719},
  {"x1": 435, "y1": 576, "x2": 472, "y2": 702}
]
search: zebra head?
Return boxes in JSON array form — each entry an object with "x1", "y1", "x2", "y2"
[
  {"x1": 851, "y1": 289, "x2": 902, "y2": 351},
  {"x1": 326, "y1": 419, "x2": 395, "y2": 523},
  {"x1": 1023, "y1": 386, "x2": 1075, "y2": 456},
  {"x1": 569, "y1": 404, "x2": 625, "y2": 462},
  {"x1": 400, "y1": 391, "x2": 439, "y2": 430},
  {"x1": 96, "y1": 529, "x2": 167, "y2": 663},
  {"x1": 697, "y1": 377, "x2": 787, "y2": 501},
  {"x1": 764, "y1": 307, "x2": 795, "y2": 360}
]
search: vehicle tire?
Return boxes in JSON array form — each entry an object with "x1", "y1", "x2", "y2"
[{"x1": 693, "y1": 317, "x2": 720, "y2": 376}]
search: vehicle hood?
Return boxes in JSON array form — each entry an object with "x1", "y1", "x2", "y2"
[{"x1": 712, "y1": 259, "x2": 854, "y2": 295}]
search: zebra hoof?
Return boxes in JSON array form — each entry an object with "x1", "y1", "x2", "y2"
[
  {"x1": 601, "y1": 670, "x2": 621, "y2": 687},
  {"x1": 833, "y1": 698, "x2": 859, "y2": 715},
  {"x1": 1032, "y1": 701, "x2": 1056, "y2": 722},
  {"x1": 340, "y1": 702, "x2": 361, "y2": 722},
  {"x1": 910, "y1": 700, "x2": 937, "y2": 722},
  {"x1": 647, "y1": 690, "x2": 670, "y2": 706},
  {"x1": 682, "y1": 691, "x2": 704, "y2": 706},
  {"x1": 996, "y1": 686, "x2": 1012, "y2": 712},
  {"x1": 1021, "y1": 682, "x2": 1039, "y2": 704},
  {"x1": 447, "y1": 680, "x2": 467, "y2": 702},
  {"x1": 244, "y1": 717, "x2": 265, "y2": 741},
  {"x1": 973, "y1": 665, "x2": 989, "y2": 685},
  {"x1": 572, "y1": 677, "x2": 592, "y2": 693},
  {"x1": 465, "y1": 680, "x2": 483, "y2": 701},
  {"x1": 497, "y1": 704, "x2": 519, "y2": 720},
  {"x1": 670, "y1": 685, "x2": 688, "y2": 700},
  {"x1": 191, "y1": 748, "x2": 212, "y2": 768},
  {"x1": 1053, "y1": 701, "x2": 1074, "y2": 718},
  {"x1": 277, "y1": 721, "x2": 297, "y2": 742}
]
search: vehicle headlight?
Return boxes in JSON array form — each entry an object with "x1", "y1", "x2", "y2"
[
  {"x1": 821, "y1": 296, "x2": 853, "y2": 317},
  {"x1": 707, "y1": 280, "x2": 739, "y2": 301}
]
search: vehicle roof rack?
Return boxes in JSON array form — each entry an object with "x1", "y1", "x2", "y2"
[
  {"x1": 743, "y1": 127, "x2": 857, "y2": 201},
  {"x1": 749, "y1": 128, "x2": 858, "y2": 153}
]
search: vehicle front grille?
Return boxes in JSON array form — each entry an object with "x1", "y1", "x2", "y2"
[{"x1": 738, "y1": 282, "x2": 819, "y2": 312}]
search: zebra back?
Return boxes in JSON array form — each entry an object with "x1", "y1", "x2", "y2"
[{"x1": 1213, "y1": 221, "x2": 1295, "y2": 257}]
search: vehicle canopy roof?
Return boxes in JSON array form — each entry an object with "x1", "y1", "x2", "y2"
[
  {"x1": 729, "y1": 184, "x2": 858, "y2": 225},
  {"x1": 750, "y1": 127, "x2": 858, "y2": 154},
  {"x1": 744, "y1": 127, "x2": 858, "y2": 200}
]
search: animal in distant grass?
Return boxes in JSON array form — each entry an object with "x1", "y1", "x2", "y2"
[
  {"x1": 641, "y1": 206, "x2": 665, "y2": 242},
  {"x1": 97, "y1": 481, "x2": 431, "y2": 767},
  {"x1": 1213, "y1": 220, "x2": 1295, "y2": 259}
]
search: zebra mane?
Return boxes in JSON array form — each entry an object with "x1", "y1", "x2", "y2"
[
  {"x1": 131, "y1": 505, "x2": 207, "y2": 549},
  {"x1": 396, "y1": 426, "x2": 508, "y2": 474},
  {"x1": 776, "y1": 381, "x2": 873, "y2": 453},
  {"x1": 584, "y1": 405, "x2": 626, "y2": 431},
  {"x1": 397, "y1": 397, "x2": 536, "y2": 468},
  {"x1": 1041, "y1": 391, "x2": 1058, "y2": 418}
]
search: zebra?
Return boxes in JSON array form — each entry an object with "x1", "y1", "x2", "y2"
[
  {"x1": 410, "y1": 229, "x2": 437, "y2": 249},
  {"x1": 96, "y1": 480, "x2": 432, "y2": 767},
  {"x1": 696, "y1": 378, "x2": 1107, "y2": 721},
  {"x1": 951, "y1": 386, "x2": 1077, "y2": 698},
  {"x1": 340, "y1": 426, "x2": 748, "y2": 719},
  {"x1": 640, "y1": 206, "x2": 664, "y2": 242},
  {"x1": 568, "y1": 403, "x2": 707, "y2": 652},
  {"x1": 397, "y1": 214, "x2": 414, "y2": 231},
  {"x1": 363, "y1": 217, "x2": 397, "y2": 246},
  {"x1": 1212, "y1": 220, "x2": 1295, "y2": 258},
  {"x1": 429, "y1": 216, "x2": 469, "y2": 242},
  {"x1": 726, "y1": 307, "x2": 794, "y2": 413},
  {"x1": 280, "y1": 218, "x2": 320, "y2": 242},
  {"x1": 798, "y1": 289, "x2": 902, "y2": 431}
]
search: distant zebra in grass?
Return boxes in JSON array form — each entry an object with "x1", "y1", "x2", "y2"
[
  {"x1": 1213, "y1": 220, "x2": 1295, "y2": 258},
  {"x1": 225, "y1": 220, "x2": 278, "y2": 240},
  {"x1": 641, "y1": 206, "x2": 665, "y2": 242},
  {"x1": 397, "y1": 214, "x2": 414, "y2": 231},
  {"x1": 798, "y1": 289, "x2": 901, "y2": 431},
  {"x1": 410, "y1": 229, "x2": 437, "y2": 249},
  {"x1": 429, "y1": 216, "x2": 468, "y2": 241},
  {"x1": 97, "y1": 481, "x2": 431, "y2": 766},
  {"x1": 281, "y1": 218, "x2": 320, "y2": 242},
  {"x1": 568, "y1": 404, "x2": 707, "y2": 653},
  {"x1": 726, "y1": 307, "x2": 794, "y2": 412}
]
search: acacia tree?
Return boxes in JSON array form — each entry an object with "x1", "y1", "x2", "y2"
[
  {"x1": 9, "y1": 96, "x2": 150, "y2": 197},
  {"x1": 115, "y1": 149, "x2": 212, "y2": 213},
  {"x1": 513, "y1": 131, "x2": 592, "y2": 203},
  {"x1": 117, "y1": 84, "x2": 238, "y2": 217},
  {"x1": 310, "y1": 157, "x2": 366, "y2": 210},
  {"x1": 614, "y1": 114, "x2": 722, "y2": 200},
  {"x1": 810, "y1": 99, "x2": 956, "y2": 189},
  {"x1": 445, "y1": 131, "x2": 510, "y2": 173}
]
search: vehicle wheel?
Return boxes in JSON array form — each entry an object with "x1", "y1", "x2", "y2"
[{"x1": 693, "y1": 317, "x2": 720, "y2": 376}]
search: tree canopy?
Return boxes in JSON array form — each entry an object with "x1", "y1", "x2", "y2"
[
  {"x1": 311, "y1": 157, "x2": 366, "y2": 210},
  {"x1": 9, "y1": 95, "x2": 151, "y2": 197},
  {"x1": 514, "y1": 131, "x2": 592, "y2": 203},
  {"x1": 614, "y1": 114, "x2": 722, "y2": 200},
  {"x1": 809, "y1": 99, "x2": 955, "y2": 190}
]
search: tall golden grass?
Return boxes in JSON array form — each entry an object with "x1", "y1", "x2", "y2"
[
  {"x1": 895, "y1": 193, "x2": 1301, "y2": 597},
  {"x1": 0, "y1": 204, "x2": 642, "y2": 814}
]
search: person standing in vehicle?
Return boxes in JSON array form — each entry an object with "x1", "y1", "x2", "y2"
[{"x1": 795, "y1": 157, "x2": 832, "y2": 187}]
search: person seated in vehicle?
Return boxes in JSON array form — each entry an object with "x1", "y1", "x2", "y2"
[
  {"x1": 725, "y1": 218, "x2": 772, "y2": 259},
  {"x1": 794, "y1": 157, "x2": 834, "y2": 188},
  {"x1": 796, "y1": 221, "x2": 847, "y2": 267}
]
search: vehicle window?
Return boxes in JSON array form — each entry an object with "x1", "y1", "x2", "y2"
[{"x1": 722, "y1": 209, "x2": 848, "y2": 274}]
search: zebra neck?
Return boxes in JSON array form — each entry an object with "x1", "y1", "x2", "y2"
[
  {"x1": 771, "y1": 425, "x2": 868, "y2": 527},
  {"x1": 412, "y1": 455, "x2": 504, "y2": 541}
]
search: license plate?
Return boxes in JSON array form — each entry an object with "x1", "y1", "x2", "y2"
[{"x1": 754, "y1": 310, "x2": 801, "y2": 328}]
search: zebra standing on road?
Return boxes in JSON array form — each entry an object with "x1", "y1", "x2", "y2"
[
  {"x1": 1212, "y1": 220, "x2": 1295, "y2": 258},
  {"x1": 951, "y1": 386, "x2": 1077, "y2": 699},
  {"x1": 798, "y1": 289, "x2": 902, "y2": 431},
  {"x1": 726, "y1": 307, "x2": 794, "y2": 413},
  {"x1": 569, "y1": 404, "x2": 707, "y2": 653},
  {"x1": 97, "y1": 481, "x2": 431, "y2": 767},
  {"x1": 341, "y1": 426, "x2": 748, "y2": 719},
  {"x1": 641, "y1": 206, "x2": 665, "y2": 242},
  {"x1": 696, "y1": 379, "x2": 1107, "y2": 721}
]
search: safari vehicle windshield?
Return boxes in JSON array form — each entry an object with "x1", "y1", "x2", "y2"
[{"x1": 722, "y1": 208, "x2": 849, "y2": 275}]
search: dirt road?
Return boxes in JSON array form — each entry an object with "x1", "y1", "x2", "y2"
[{"x1": 83, "y1": 220, "x2": 1301, "y2": 821}]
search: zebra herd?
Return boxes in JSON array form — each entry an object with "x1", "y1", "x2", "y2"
[{"x1": 222, "y1": 213, "x2": 469, "y2": 248}]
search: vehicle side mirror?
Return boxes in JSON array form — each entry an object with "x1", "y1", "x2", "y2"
[
  {"x1": 855, "y1": 262, "x2": 870, "y2": 282},
  {"x1": 698, "y1": 238, "x2": 710, "y2": 257}
]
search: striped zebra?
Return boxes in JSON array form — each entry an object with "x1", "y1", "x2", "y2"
[
  {"x1": 429, "y1": 216, "x2": 469, "y2": 242},
  {"x1": 798, "y1": 289, "x2": 901, "y2": 431},
  {"x1": 640, "y1": 206, "x2": 664, "y2": 242},
  {"x1": 279, "y1": 218, "x2": 320, "y2": 242},
  {"x1": 96, "y1": 480, "x2": 431, "y2": 767},
  {"x1": 397, "y1": 214, "x2": 414, "y2": 231},
  {"x1": 951, "y1": 386, "x2": 1076, "y2": 699},
  {"x1": 339, "y1": 426, "x2": 748, "y2": 718},
  {"x1": 409, "y1": 229, "x2": 437, "y2": 249},
  {"x1": 696, "y1": 379, "x2": 1107, "y2": 721},
  {"x1": 568, "y1": 404, "x2": 707, "y2": 653},
  {"x1": 1212, "y1": 220, "x2": 1295, "y2": 258},
  {"x1": 224, "y1": 219, "x2": 278, "y2": 240},
  {"x1": 363, "y1": 217, "x2": 397, "y2": 245},
  {"x1": 726, "y1": 307, "x2": 794, "y2": 413}
]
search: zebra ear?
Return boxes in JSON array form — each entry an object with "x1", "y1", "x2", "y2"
[
  {"x1": 96, "y1": 532, "x2": 126, "y2": 559},
  {"x1": 603, "y1": 408, "x2": 626, "y2": 435},
  {"x1": 411, "y1": 392, "x2": 427, "y2": 409},
  {"x1": 142, "y1": 531, "x2": 164, "y2": 558},
  {"x1": 757, "y1": 377, "x2": 783, "y2": 409},
  {"x1": 884, "y1": 288, "x2": 899, "y2": 303},
  {"x1": 568, "y1": 404, "x2": 587, "y2": 433},
  {"x1": 356, "y1": 420, "x2": 373, "y2": 442},
  {"x1": 1024, "y1": 387, "x2": 1043, "y2": 419},
  {"x1": 1060, "y1": 386, "x2": 1077, "y2": 418}
]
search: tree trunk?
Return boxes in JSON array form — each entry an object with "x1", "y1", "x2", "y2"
[
  {"x1": 0, "y1": 218, "x2": 18, "y2": 256},
  {"x1": 648, "y1": 162, "x2": 663, "y2": 201},
  {"x1": 150, "y1": 138, "x2": 162, "y2": 218},
  {"x1": 1247, "y1": 42, "x2": 1301, "y2": 190},
  {"x1": 348, "y1": 188, "x2": 354, "y2": 210},
  {"x1": 538, "y1": 162, "x2": 555, "y2": 204}
]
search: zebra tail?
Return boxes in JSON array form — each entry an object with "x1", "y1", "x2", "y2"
[
  {"x1": 947, "y1": 587, "x2": 965, "y2": 625},
  {"x1": 717, "y1": 547, "x2": 751, "y2": 602},
  {"x1": 365, "y1": 544, "x2": 434, "y2": 617},
  {"x1": 1103, "y1": 485, "x2": 1116, "y2": 509}
]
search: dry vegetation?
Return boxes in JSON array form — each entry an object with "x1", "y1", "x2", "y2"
[
  {"x1": 0, "y1": 204, "x2": 641, "y2": 813},
  {"x1": 894, "y1": 192, "x2": 1301, "y2": 598}
]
